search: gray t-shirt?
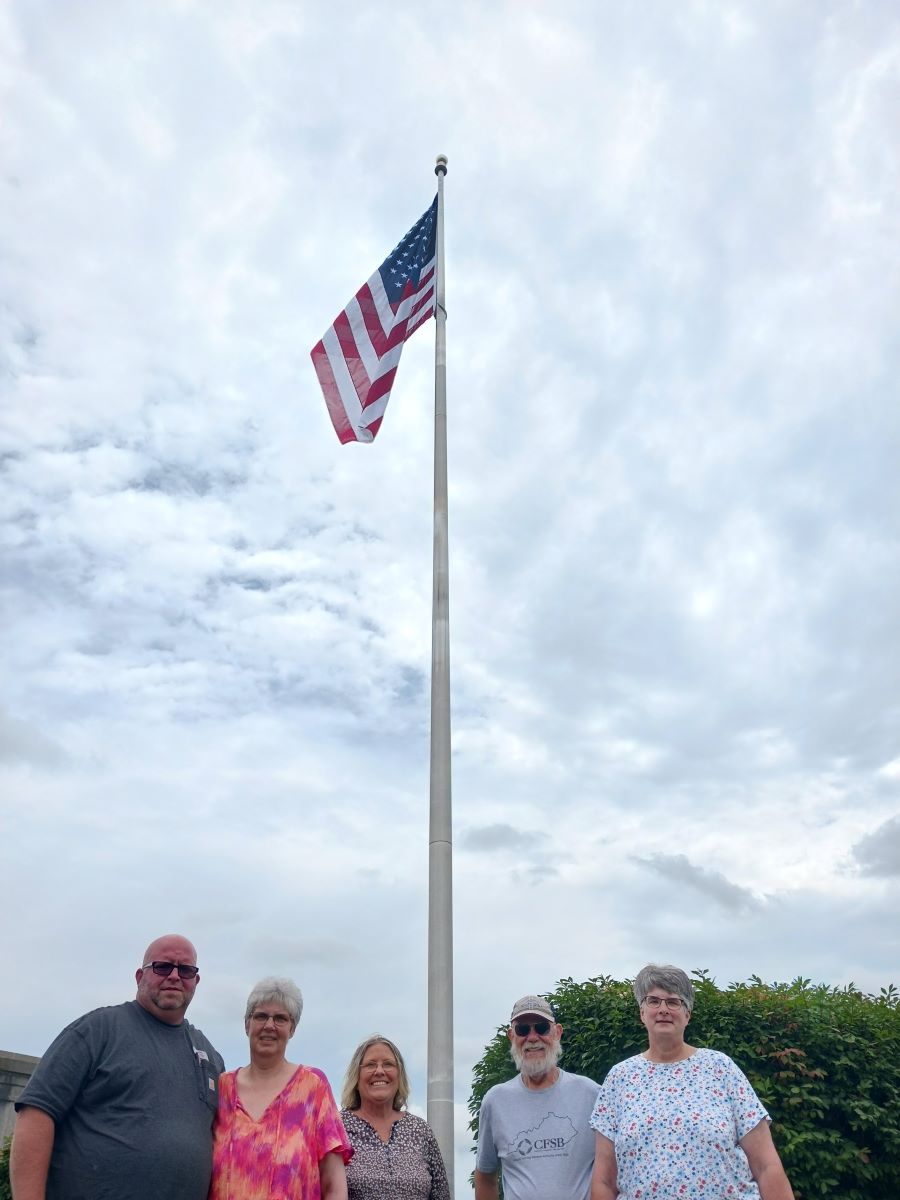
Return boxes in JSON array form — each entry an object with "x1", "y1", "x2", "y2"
[
  {"x1": 16, "y1": 1000, "x2": 224, "y2": 1200},
  {"x1": 476, "y1": 1068, "x2": 599, "y2": 1200}
]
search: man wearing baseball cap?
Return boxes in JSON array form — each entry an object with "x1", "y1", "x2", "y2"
[{"x1": 474, "y1": 994, "x2": 599, "y2": 1200}]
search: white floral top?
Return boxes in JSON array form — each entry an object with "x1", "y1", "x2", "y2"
[{"x1": 590, "y1": 1048, "x2": 769, "y2": 1198}]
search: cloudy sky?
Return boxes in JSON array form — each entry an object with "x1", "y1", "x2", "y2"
[{"x1": 2, "y1": 0, "x2": 898, "y2": 1189}]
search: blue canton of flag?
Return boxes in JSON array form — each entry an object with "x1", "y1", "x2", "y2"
[{"x1": 381, "y1": 206, "x2": 437, "y2": 303}]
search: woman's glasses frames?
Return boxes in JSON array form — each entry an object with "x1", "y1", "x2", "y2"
[{"x1": 250, "y1": 1011, "x2": 292, "y2": 1027}]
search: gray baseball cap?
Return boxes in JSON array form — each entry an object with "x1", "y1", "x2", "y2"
[{"x1": 510, "y1": 994, "x2": 555, "y2": 1023}]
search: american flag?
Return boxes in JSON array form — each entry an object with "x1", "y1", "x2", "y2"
[{"x1": 311, "y1": 197, "x2": 438, "y2": 444}]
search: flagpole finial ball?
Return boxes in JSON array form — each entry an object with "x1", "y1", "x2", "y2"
[{"x1": 435, "y1": 155, "x2": 448, "y2": 176}]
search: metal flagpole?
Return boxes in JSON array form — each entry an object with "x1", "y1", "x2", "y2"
[{"x1": 427, "y1": 153, "x2": 454, "y2": 1194}]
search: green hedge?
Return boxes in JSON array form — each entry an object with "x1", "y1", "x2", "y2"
[
  {"x1": 469, "y1": 972, "x2": 900, "y2": 1199},
  {"x1": 0, "y1": 1136, "x2": 10, "y2": 1200}
]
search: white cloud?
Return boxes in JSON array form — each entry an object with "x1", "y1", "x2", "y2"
[{"x1": 852, "y1": 815, "x2": 900, "y2": 879}]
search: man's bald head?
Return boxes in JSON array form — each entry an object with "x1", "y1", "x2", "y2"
[
  {"x1": 142, "y1": 933, "x2": 197, "y2": 965},
  {"x1": 135, "y1": 934, "x2": 200, "y2": 1025}
]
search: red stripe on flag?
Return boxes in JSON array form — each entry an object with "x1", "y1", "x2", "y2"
[
  {"x1": 357, "y1": 283, "x2": 393, "y2": 358},
  {"x1": 407, "y1": 287, "x2": 436, "y2": 331},
  {"x1": 310, "y1": 339, "x2": 359, "y2": 445},
  {"x1": 333, "y1": 310, "x2": 374, "y2": 405},
  {"x1": 364, "y1": 365, "x2": 397, "y2": 410},
  {"x1": 406, "y1": 308, "x2": 432, "y2": 340}
]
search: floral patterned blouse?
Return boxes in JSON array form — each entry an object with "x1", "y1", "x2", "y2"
[
  {"x1": 210, "y1": 1065, "x2": 352, "y2": 1200},
  {"x1": 341, "y1": 1110, "x2": 451, "y2": 1200},
  {"x1": 590, "y1": 1048, "x2": 769, "y2": 1198}
]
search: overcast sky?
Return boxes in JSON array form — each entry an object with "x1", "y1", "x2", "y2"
[{"x1": 2, "y1": 0, "x2": 899, "y2": 1190}]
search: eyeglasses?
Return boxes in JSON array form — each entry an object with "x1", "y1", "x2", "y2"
[
  {"x1": 143, "y1": 961, "x2": 199, "y2": 980},
  {"x1": 513, "y1": 1019, "x2": 552, "y2": 1037},
  {"x1": 643, "y1": 996, "x2": 685, "y2": 1011},
  {"x1": 250, "y1": 1011, "x2": 292, "y2": 1027}
]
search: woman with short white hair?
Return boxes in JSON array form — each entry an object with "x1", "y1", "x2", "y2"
[
  {"x1": 590, "y1": 964, "x2": 795, "y2": 1200},
  {"x1": 210, "y1": 977, "x2": 351, "y2": 1200}
]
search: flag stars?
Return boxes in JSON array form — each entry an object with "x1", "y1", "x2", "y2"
[{"x1": 374, "y1": 198, "x2": 437, "y2": 302}]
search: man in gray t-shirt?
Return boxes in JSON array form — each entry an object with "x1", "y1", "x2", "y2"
[
  {"x1": 11, "y1": 933, "x2": 224, "y2": 1200},
  {"x1": 474, "y1": 994, "x2": 598, "y2": 1200}
]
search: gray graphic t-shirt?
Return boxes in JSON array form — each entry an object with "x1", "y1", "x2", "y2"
[{"x1": 476, "y1": 1069, "x2": 599, "y2": 1200}]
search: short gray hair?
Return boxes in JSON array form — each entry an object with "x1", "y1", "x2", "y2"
[
  {"x1": 244, "y1": 977, "x2": 303, "y2": 1030},
  {"x1": 633, "y1": 964, "x2": 694, "y2": 1013},
  {"x1": 341, "y1": 1035, "x2": 410, "y2": 1112}
]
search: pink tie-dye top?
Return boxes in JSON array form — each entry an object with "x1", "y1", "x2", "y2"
[{"x1": 210, "y1": 1065, "x2": 353, "y2": 1200}]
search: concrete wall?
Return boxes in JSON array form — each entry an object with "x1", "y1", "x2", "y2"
[{"x1": 0, "y1": 1050, "x2": 40, "y2": 1143}]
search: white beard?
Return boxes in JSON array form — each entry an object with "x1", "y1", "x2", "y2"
[{"x1": 511, "y1": 1038, "x2": 563, "y2": 1079}]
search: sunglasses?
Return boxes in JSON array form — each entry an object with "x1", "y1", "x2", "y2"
[
  {"x1": 513, "y1": 1019, "x2": 552, "y2": 1037},
  {"x1": 143, "y1": 960, "x2": 200, "y2": 980}
]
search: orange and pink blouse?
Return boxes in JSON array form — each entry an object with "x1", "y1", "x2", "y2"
[{"x1": 210, "y1": 1065, "x2": 352, "y2": 1200}]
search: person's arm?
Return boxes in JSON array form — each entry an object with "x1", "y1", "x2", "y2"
[
  {"x1": 473, "y1": 1088, "x2": 500, "y2": 1200},
  {"x1": 474, "y1": 1168, "x2": 500, "y2": 1200},
  {"x1": 740, "y1": 1121, "x2": 794, "y2": 1200},
  {"x1": 319, "y1": 1150, "x2": 348, "y2": 1200},
  {"x1": 10, "y1": 1107, "x2": 56, "y2": 1200},
  {"x1": 590, "y1": 1132, "x2": 619, "y2": 1200}
]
